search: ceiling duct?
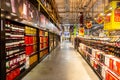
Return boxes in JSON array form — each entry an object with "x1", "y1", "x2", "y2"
[{"x1": 65, "y1": 0, "x2": 69, "y2": 12}]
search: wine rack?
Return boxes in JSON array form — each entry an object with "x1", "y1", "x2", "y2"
[
  {"x1": 5, "y1": 20, "x2": 26, "y2": 80},
  {"x1": 0, "y1": 19, "x2": 60, "y2": 80},
  {"x1": 77, "y1": 37, "x2": 120, "y2": 80},
  {"x1": 39, "y1": 30, "x2": 49, "y2": 58},
  {"x1": 25, "y1": 26, "x2": 38, "y2": 67}
]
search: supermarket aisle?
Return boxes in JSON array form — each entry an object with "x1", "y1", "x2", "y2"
[{"x1": 22, "y1": 41, "x2": 99, "y2": 80}]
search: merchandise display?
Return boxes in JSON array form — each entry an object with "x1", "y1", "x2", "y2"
[
  {"x1": 77, "y1": 37, "x2": 120, "y2": 80},
  {"x1": 6, "y1": 0, "x2": 120, "y2": 80},
  {"x1": 1, "y1": 19, "x2": 60, "y2": 80},
  {"x1": 39, "y1": 30, "x2": 49, "y2": 58},
  {"x1": 5, "y1": 20, "x2": 26, "y2": 80},
  {"x1": 0, "y1": 0, "x2": 60, "y2": 80},
  {"x1": 75, "y1": 1, "x2": 120, "y2": 78},
  {"x1": 40, "y1": 49, "x2": 49, "y2": 58},
  {"x1": 25, "y1": 26, "x2": 38, "y2": 67}
]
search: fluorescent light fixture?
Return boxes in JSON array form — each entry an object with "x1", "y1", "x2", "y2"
[
  {"x1": 6, "y1": 16, "x2": 11, "y2": 19},
  {"x1": 6, "y1": 2, "x2": 10, "y2": 7},
  {"x1": 14, "y1": 19, "x2": 18, "y2": 21},
  {"x1": 11, "y1": 13, "x2": 17, "y2": 16},
  {"x1": 20, "y1": 17, "x2": 23, "y2": 19}
]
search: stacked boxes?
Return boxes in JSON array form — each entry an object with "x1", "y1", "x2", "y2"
[
  {"x1": 40, "y1": 49, "x2": 48, "y2": 58},
  {"x1": 6, "y1": 68, "x2": 20, "y2": 80},
  {"x1": 110, "y1": 58, "x2": 120, "y2": 75},
  {"x1": 29, "y1": 54, "x2": 38, "y2": 66},
  {"x1": 106, "y1": 71, "x2": 119, "y2": 80}
]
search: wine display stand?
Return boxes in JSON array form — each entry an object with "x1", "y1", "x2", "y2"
[{"x1": 76, "y1": 37, "x2": 120, "y2": 80}]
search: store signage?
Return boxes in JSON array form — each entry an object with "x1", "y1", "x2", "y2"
[
  {"x1": 95, "y1": 13, "x2": 104, "y2": 24},
  {"x1": 80, "y1": 28, "x2": 84, "y2": 33},
  {"x1": 114, "y1": 9, "x2": 120, "y2": 22},
  {"x1": 104, "y1": 1, "x2": 120, "y2": 30},
  {"x1": 96, "y1": 17, "x2": 104, "y2": 24},
  {"x1": 79, "y1": 28, "x2": 84, "y2": 36},
  {"x1": 86, "y1": 21, "x2": 92, "y2": 29}
]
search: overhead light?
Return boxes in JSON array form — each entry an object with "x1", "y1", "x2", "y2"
[
  {"x1": 6, "y1": 16, "x2": 11, "y2": 19},
  {"x1": 14, "y1": 19, "x2": 18, "y2": 21},
  {"x1": 11, "y1": 13, "x2": 17, "y2": 16},
  {"x1": 1, "y1": 14, "x2": 4, "y2": 17},
  {"x1": 6, "y1": 2, "x2": 10, "y2": 7},
  {"x1": 1, "y1": 9, "x2": 4, "y2": 11}
]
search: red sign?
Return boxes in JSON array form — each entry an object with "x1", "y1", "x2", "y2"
[
  {"x1": 80, "y1": 28, "x2": 84, "y2": 33},
  {"x1": 114, "y1": 9, "x2": 120, "y2": 22},
  {"x1": 86, "y1": 21, "x2": 92, "y2": 29},
  {"x1": 96, "y1": 17, "x2": 103, "y2": 24}
]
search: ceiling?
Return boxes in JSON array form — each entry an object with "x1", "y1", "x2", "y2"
[{"x1": 55, "y1": 0, "x2": 109, "y2": 24}]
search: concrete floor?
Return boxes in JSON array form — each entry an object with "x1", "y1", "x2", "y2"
[{"x1": 22, "y1": 41, "x2": 99, "y2": 80}]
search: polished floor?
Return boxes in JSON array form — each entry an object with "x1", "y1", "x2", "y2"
[{"x1": 22, "y1": 41, "x2": 99, "y2": 80}]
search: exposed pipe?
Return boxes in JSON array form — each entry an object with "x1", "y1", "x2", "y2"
[
  {"x1": 83, "y1": 0, "x2": 92, "y2": 20},
  {"x1": 84, "y1": 0, "x2": 91, "y2": 8}
]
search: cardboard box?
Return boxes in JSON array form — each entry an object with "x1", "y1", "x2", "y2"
[
  {"x1": 95, "y1": 51, "x2": 101, "y2": 61},
  {"x1": 112, "y1": 58, "x2": 120, "y2": 75},
  {"x1": 109, "y1": 58, "x2": 114, "y2": 70},
  {"x1": 29, "y1": 54, "x2": 37, "y2": 66},
  {"x1": 106, "y1": 71, "x2": 119, "y2": 80},
  {"x1": 26, "y1": 46, "x2": 33, "y2": 55},
  {"x1": 94, "y1": 61, "x2": 98, "y2": 70},
  {"x1": 105, "y1": 55, "x2": 114, "y2": 67},
  {"x1": 40, "y1": 52, "x2": 44, "y2": 58},
  {"x1": 25, "y1": 36, "x2": 29, "y2": 44}
]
